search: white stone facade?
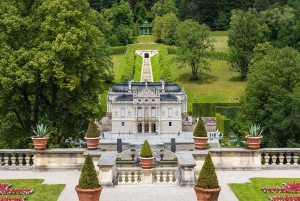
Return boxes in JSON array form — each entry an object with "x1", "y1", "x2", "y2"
[{"x1": 107, "y1": 79, "x2": 187, "y2": 134}]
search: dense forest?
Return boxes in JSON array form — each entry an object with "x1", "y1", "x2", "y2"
[{"x1": 87, "y1": 0, "x2": 300, "y2": 46}]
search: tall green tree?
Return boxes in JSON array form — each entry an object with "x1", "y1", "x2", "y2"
[
  {"x1": 161, "y1": 13, "x2": 178, "y2": 45},
  {"x1": 151, "y1": 0, "x2": 178, "y2": 17},
  {"x1": 227, "y1": 9, "x2": 268, "y2": 80},
  {"x1": 240, "y1": 45, "x2": 300, "y2": 147},
  {"x1": 152, "y1": 16, "x2": 164, "y2": 43},
  {"x1": 0, "y1": 0, "x2": 112, "y2": 148},
  {"x1": 174, "y1": 19, "x2": 215, "y2": 81}
]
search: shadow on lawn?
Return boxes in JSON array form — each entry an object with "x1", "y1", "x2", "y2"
[{"x1": 177, "y1": 72, "x2": 218, "y2": 84}]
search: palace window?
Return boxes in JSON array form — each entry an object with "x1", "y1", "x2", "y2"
[
  {"x1": 168, "y1": 108, "x2": 173, "y2": 117},
  {"x1": 121, "y1": 122, "x2": 125, "y2": 126},
  {"x1": 137, "y1": 107, "x2": 142, "y2": 117},
  {"x1": 169, "y1": 122, "x2": 172, "y2": 126},
  {"x1": 121, "y1": 108, "x2": 125, "y2": 117},
  {"x1": 151, "y1": 107, "x2": 156, "y2": 117}
]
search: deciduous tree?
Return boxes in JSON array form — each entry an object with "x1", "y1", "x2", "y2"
[
  {"x1": 0, "y1": 0, "x2": 112, "y2": 148},
  {"x1": 240, "y1": 45, "x2": 300, "y2": 147},
  {"x1": 174, "y1": 19, "x2": 215, "y2": 81}
]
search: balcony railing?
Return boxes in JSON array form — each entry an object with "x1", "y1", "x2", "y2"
[{"x1": 137, "y1": 117, "x2": 157, "y2": 122}]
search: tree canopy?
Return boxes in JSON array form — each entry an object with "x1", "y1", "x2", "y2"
[
  {"x1": 0, "y1": 0, "x2": 112, "y2": 148},
  {"x1": 240, "y1": 44, "x2": 300, "y2": 147},
  {"x1": 174, "y1": 19, "x2": 215, "y2": 81}
]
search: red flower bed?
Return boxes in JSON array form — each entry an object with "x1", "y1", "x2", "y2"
[
  {"x1": 269, "y1": 196, "x2": 300, "y2": 201},
  {"x1": 0, "y1": 183, "x2": 33, "y2": 195},
  {"x1": 0, "y1": 197, "x2": 26, "y2": 201},
  {"x1": 262, "y1": 182, "x2": 300, "y2": 194},
  {"x1": 0, "y1": 183, "x2": 32, "y2": 201}
]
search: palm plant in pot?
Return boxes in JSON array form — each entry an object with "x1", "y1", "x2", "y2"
[
  {"x1": 75, "y1": 154, "x2": 103, "y2": 201},
  {"x1": 85, "y1": 119, "x2": 100, "y2": 150},
  {"x1": 193, "y1": 117, "x2": 209, "y2": 149},
  {"x1": 31, "y1": 123, "x2": 52, "y2": 150},
  {"x1": 139, "y1": 140, "x2": 154, "y2": 169},
  {"x1": 194, "y1": 152, "x2": 221, "y2": 201},
  {"x1": 245, "y1": 124, "x2": 263, "y2": 150}
]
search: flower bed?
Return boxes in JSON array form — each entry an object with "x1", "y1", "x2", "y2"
[
  {"x1": 261, "y1": 182, "x2": 300, "y2": 201},
  {"x1": 0, "y1": 183, "x2": 33, "y2": 201}
]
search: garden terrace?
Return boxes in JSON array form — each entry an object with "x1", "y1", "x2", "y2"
[{"x1": 1, "y1": 148, "x2": 300, "y2": 186}]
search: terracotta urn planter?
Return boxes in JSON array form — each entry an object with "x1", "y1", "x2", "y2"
[
  {"x1": 139, "y1": 157, "x2": 154, "y2": 169},
  {"x1": 246, "y1": 135, "x2": 263, "y2": 150},
  {"x1": 84, "y1": 137, "x2": 100, "y2": 150},
  {"x1": 32, "y1": 137, "x2": 49, "y2": 150},
  {"x1": 193, "y1": 136, "x2": 209, "y2": 150},
  {"x1": 75, "y1": 185, "x2": 103, "y2": 201},
  {"x1": 194, "y1": 185, "x2": 221, "y2": 201}
]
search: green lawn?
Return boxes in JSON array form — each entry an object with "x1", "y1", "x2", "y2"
[
  {"x1": 174, "y1": 59, "x2": 245, "y2": 111},
  {"x1": 229, "y1": 178, "x2": 300, "y2": 201},
  {"x1": 0, "y1": 179, "x2": 65, "y2": 201},
  {"x1": 103, "y1": 31, "x2": 240, "y2": 112}
]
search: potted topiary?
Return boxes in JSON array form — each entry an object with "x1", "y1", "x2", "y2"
[
  {"x1": 31, "y1": 123, "x2": 52, "y2": 150},
  {"x1": 160, "y1": 149, "x2": 164, "y2": 160},
  {"x1": 131, "y1": 148, "x2": 136, "y2": 161},
  {"x1": 193, "y1": 117, "x2": 209, "y2": 149},
  {"x1": 194, "y1": 152, "x2": 221, "y2": 201},
  {"x1": 75, "y1": 154, "x2": 103, "y2": 201},
  {"x1": 84, "y1": 119, "x2": 100, "y2": 150},
  {"x1": 139, "y1": 140, "x2": 154, "y2": 169},
  {"x1": 244, "y1": 124, "x2": 263, "y2": 150}
]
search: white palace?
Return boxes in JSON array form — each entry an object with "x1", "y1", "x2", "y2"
[{"x1": 106, "y1": 50, "x2": 187, "y2": 134}]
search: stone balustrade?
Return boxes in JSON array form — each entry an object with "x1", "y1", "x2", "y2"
[
  {"x1": 1, "y1": 148, "x2": 300, "y2": 187},
  {"x1": 0, "y1": 149, "x2": 34, "y2": 170},
  {"x1": 116, "y1": 167, "x2": 178, "y2": 185}
]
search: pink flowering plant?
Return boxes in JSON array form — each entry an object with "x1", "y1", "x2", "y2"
[
  {"x1": 261, "y1": 182, "x2": 300, "y2": 201},
  {"x1": 0, "y1": 183, "x2": 33, "y2": 201}
]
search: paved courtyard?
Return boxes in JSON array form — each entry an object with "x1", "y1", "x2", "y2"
[{"x1": 1, "y1": 170, "x2": 300, "y2": 201}]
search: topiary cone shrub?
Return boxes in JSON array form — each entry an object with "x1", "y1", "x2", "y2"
[
  {"x1": 140, "y1": 140, "x2": 153, "y2": 158},
  {"x1": 193, "y1": 117, "x2": 207, "y2": 137},
  {"x1": 86, "y1": 119, "x2": 100, "y2": 138},
  {"x1": 193, "y1": 117, "x2": 209, "y2": 149},
  {"x1": 194, "y1": 152, "x2": 221, "y2": 201},
  {"x1": 196, "y1": 152, "x2": 219, "y2": 189},
  {"x1": 76, "y1": 154, "x2": 102, "y2": 201},
  {"x1": 78, "y1": 154, "x2": 101, "y2": 189},
  {"x1": 139, "y1": 140, "x2": 153, "y2": 169}
]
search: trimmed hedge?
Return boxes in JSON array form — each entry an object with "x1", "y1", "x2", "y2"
[
  {"x1": 134, "y1": 54, "x2": 142, "y2": 82},
  {"x1": 215, "y1": 106, "x2": 240, "y2": 120},
  {"x1": 158, "y1": 47, "x2": 174, "y2": 82},
  {"x1": 109, "y1": 46, "x2": 127, "y2": 55},
  {"x1": 216, "y1": 113, "x2": 231, "y2": 138},
  {"x1": 120, "y1": 46, "x2": 136, "y2": 82},
  {"x1": 193, "y1": 103, "x2": 237, "y2": 117}
]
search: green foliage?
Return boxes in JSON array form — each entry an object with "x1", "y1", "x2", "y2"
[
  {"x1": 0, "y1": 0, "x2": 112, "y2": 148},
  {"x1": 161, "y1": 13, "x2": 179, "y2": 45},
  {"x1": 158, "y1": 47, "x2": 174, "y2": 82},
  {"x1": 196, "y1": 152, "x2": 219, "y2": 189},
  {"x1": 134, "y1": 55, "x2": 143, "y2": 82},
  {"x1": 244, "y1": 124, "x2": 264, "y2": 137},
  {"x1": 151, "y1": 0, "x2": 178, "y2": 17},
  {"x1": 86, "y1": 119, "x2": 99, "y2": 138},
  {"x1": 193, "y1": 103, "x2": 237, "y2": 117},
  {"x1": 140, "y1": 140, "x2": 153, "y2": 158},
  {"x1": 31, "y1": 123, "x2": 52, "y2": 138},
  {"x1": 240, "y1": 46, "x2": 300, "y2": 147},
  {"x1": 78, "y1": 154, "x2": 101, "y2": 189},
  {"x1": 215, "y1": 107, "x2": 240, "y2": 120},
  {"x1": 174, "y1": 19, "x2": 215, "y2": 81},
  {"x1": 120, "y1": 46, "x2": 136, "y2": 82},
  {"x1": 151, "y1": 54, "x2": 160, "y2": 82},
  {"x1": 216, "y1": 113, "x2": 231, "y2": 138},
  {"x1": 193, "y1": 117, "x2": 207, "y2": 137},
  {"x1": 110, "y1": 46, "x2": 127, "y2": 55},
  {"x1": 228, "y1": 9, "x2": 268, "y2": 79}
]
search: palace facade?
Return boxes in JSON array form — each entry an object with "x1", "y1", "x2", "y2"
[{"x1": 106, "y1": 79, "x2": 187, "y2": 134}]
